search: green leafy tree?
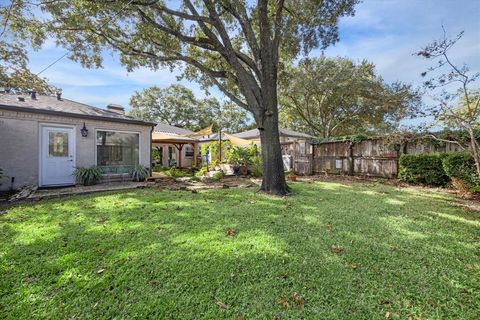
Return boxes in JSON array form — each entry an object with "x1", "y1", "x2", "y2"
[
  {"x1": 129, "y1": 84, "x2": 203, "y2": 130},
  {"x1": 279, "y1": 57, "x2": 420, "y2": 138},
  {"x1": 129, "y1": 84, "x2": 249, "y2": 132},
  {"x1": 20, "y1": 0, "x2": 358, "y2": 195},
  {"x1": 199, "y1": 97, "x2": 249, "y2": 133},
  {"x1": 0, "y1": 1, "x2": 56, "y2": 94},
  {"x1": 416, "y1": 29, "x2": 480, "y2": 176}
]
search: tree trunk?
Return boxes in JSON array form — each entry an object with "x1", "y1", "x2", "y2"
[
  {"x1": 467, "y1": 127, "x2": 480, "y2": 177},
  {"x1": 257, "y1": 111, "x2": 290, "y2": 195}
]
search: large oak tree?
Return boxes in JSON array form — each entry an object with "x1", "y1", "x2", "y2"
[{"x1": 19, "y1": 0, "x2": 357, "y2": 195}]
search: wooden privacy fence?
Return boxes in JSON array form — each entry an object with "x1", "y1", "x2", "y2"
[
  {"x1": 312, "y1": 139, "x2": 398, "y2": 177},
  {"x1": 284, "y1": 138, "x2": 462, "y2": 178}
]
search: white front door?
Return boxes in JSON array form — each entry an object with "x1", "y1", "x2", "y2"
[{"x1": 41, "y1": 126, "x2": 76, "y2": 186}]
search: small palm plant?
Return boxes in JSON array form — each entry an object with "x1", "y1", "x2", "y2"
[
  {"x1": 73, "y1": 166, "x2": 102, "y2": 186},
  {"x1": 130, "y1": 165, "x2": 149, "y2": 182}
]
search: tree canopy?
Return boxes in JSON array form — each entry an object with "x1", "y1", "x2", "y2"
[
  {"x1": 0, "y1": 1, "x2": 56, "y2": 94},
  {"x1": 11, "y1": 0, "x2": 358, "y2": 195},
  {"x1": 129, "y1": 84, "x2": 249, "y2": 132},
  {"x1": 279, "y1": 57, "x2": 420, "y2": 138}
]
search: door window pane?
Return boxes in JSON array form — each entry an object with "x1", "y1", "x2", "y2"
[
  {"x1": 96, "y1": 131, "x2": 139, "y2": 173},
  {"x1": 49, "y1": 132, "x2": 69, "y2": 157}
]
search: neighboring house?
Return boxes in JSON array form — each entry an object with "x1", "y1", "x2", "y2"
[
  {"x1": 151, "y1": 124, "x2": 197, "y2": 168},
  {"x1": 0, "y1": 92, "x2": 155, "y2": 191},
  {"x1": 150, "y1": 126, "x2": 314, "y2": 168},
  {"x1": 194, "y1": 128, "x2": 313, "y2": 167},
  {"x1": 232, "y1": 128, "x2": 314, "y2": 171}
]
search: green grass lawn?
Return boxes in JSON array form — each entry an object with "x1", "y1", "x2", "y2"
[{"x1": 1, "y1": 181, "x2": 479, "y2": 319}]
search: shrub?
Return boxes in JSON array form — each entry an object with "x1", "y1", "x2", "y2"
[
  {"x1": 398, "y1": 153, "x2": 449, "y2": 186},
  {"x1": 250, "y1": 155, "x2": 263, "y2": 177},
  {"x1": 130, "y1": 165, "x2": 149, "y2": 182},
  {"x1": 195, "y1": 166, "x2": 208, "y2": 178},
  {"x1": 73, "y1": 166, "x2": 102, "y2": 186},
  {"x1": 165, "y1": 167, "x2": 192, "y2": 178},
  {"x1": 225, "y1": 145, "x2": 259, "y2": 166},
  {"x1": 152, "y1": 148, "x2": 162, "y2": 164},
  {"x1": 211, "y1": 170, "x2": 225, "y2": 182},
  {"x1": 442, "y1": 152, "x2": 478, "y2": 187},
  {"x1": 200, "y1": 140, "x2": 232, "y2": 165}
]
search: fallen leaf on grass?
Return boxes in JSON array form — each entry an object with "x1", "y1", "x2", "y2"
[
  {"x1": 326, "y1": 224, "x2": 334, "y2": 233},
  {"x1": 278, "y1": 292, "x2": 304, "y2": 310},
  {"x1": 216, "y1": 301, "x2": 228, "y2": 309},
  {"x1": 278, "y1": 297, "x2": 290, "y2": 309},
  {"x1": 330, "y1": 245, "x2": 343, "y2": 254},
  {"x1": 350, "y1": 263, "x2": 358, "y2": 270},
  {"x1": 23, "y1": 276, "x2": 35, "y2": 283},
  {"x1": 226, "y1": 228, "x2": 236, "y2": 237},
  {"x1": 385, "y1": 311, "x2": 399, "y2": 318},
  {"x1": 292, "y1": 292, "x2": 304, "y2": 309}
]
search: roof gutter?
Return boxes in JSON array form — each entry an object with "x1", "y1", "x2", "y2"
[{"x1": 0, "y1": 104, "x2": 157, "y2": 127}]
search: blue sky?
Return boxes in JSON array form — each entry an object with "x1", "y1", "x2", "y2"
[{"x1": 21, "y1": 0, "x2": 480, "y2": 113}]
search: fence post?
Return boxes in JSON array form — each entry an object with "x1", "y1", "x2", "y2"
[{"x1": 348, "y1": 141, "x2": 354, "y2": 176}]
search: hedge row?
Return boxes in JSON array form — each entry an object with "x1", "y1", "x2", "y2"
[
  {"x1": 399, "y1": 153, "x2": 449, "y2": 186},
  {"x1": 399, "y1": 151, "x2": 478, "y2": 187}
]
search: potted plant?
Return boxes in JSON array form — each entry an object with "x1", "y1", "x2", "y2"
[
  {"x1": 226, "y1": 146, "x2": 253, "y2": 176},
  {"x1": 286, "y1": 172, "x2": 297, "y2": 182}
]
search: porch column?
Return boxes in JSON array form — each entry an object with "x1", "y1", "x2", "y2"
[
  {"x1": 192, "y1": 142, "x2": 198, "y2": 168},
  {"x1": 174, "y1": 143, "x2": 184, "y2": 168}
]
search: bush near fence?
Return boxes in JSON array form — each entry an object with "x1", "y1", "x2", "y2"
[
  {"x1": 398, "y1": 153, "x2": 449, "y2": 186},
  {"x1": 399, "y1": 151, "x2": 478, "y2": 189},
  {"x1": 442, "y1": 152, "x2": 478, "y2": 187}
]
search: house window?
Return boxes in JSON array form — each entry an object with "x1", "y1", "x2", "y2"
[
  {"x1": 185, "y1": 145, "x2": 194, "y2": 157},
  {"x1": 96, "y1": 130, "x2": 139, "y2": 173}
]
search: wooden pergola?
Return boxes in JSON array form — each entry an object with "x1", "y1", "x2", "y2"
[{"x1": 151, "y1": 132, "x2": 198, "y2": 168}]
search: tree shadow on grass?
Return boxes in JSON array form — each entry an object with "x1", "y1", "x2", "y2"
[{"x1": 1, "y1": 181, "x2": 479, "y2": 319}]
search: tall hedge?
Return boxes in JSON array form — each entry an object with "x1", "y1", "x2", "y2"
[
  {"x1": 442, "y1": 152, "x2": 478, "y2": 187},
  {"x1": 398, "y1": 153, "x2": 449, "y2": 186}
]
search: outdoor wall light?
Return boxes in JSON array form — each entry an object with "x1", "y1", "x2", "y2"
[{"x1": 80, "y1": 122, "x2": 88, "y2": 137}]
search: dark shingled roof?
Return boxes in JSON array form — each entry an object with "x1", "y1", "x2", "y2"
[
  {"x1": 232, "y1": 128, "x2": 313, "y2": 139},
  {"x1": 0, "y1": 94, "x2": 155, "y2": 126},
  {"x1": 153, "y1": 123, "x2": 194, "y2": 136}
]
